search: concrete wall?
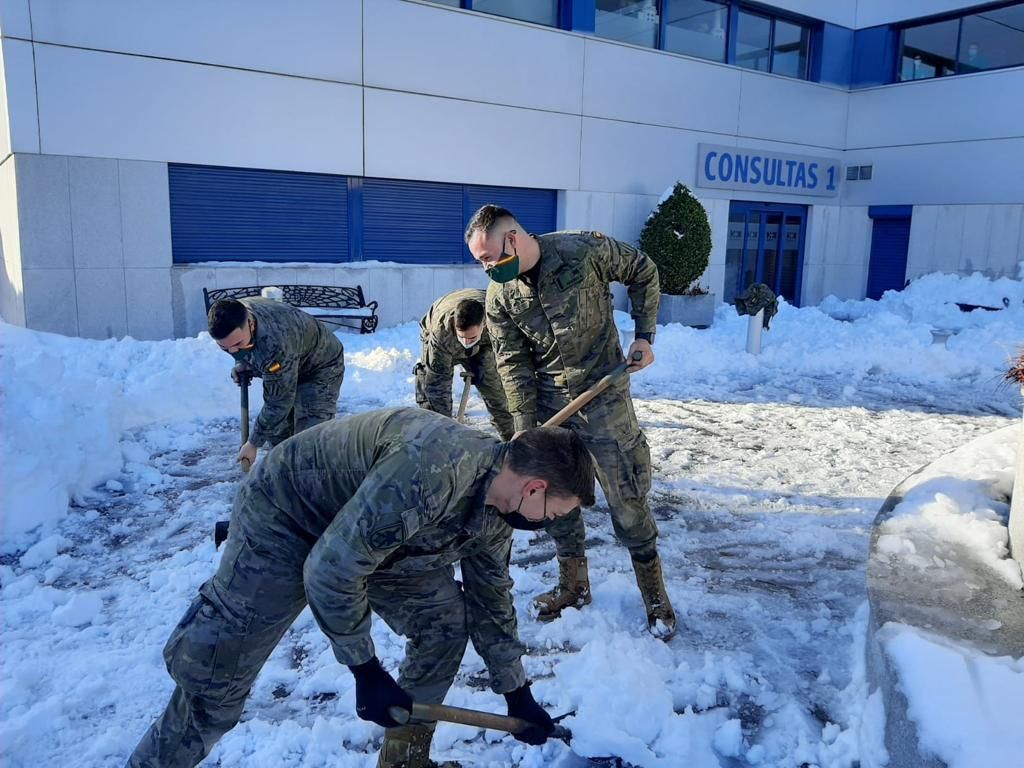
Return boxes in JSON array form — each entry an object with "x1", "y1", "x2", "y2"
[
  {"x1": 14, "y1": 153, "x2": 173, "y2": 339},
  {"x1": 906, "y1": 204, "x2": 1024, "y2": 281},
  {"x1": 802, "y1": 205, "x2": 873, "y2": 305},
  {"x1": 171, "y1": 263, "x2": 491, "y2": 339},
  {"x1": 0, "y1": 154, "x2": 24, "y2": 325}
]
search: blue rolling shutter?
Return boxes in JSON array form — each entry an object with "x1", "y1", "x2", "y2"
[
  {"x1": 463, "y1": 185, "x2": 557, "y2": 263},
  {"x1": 362, "y1": 178, "x2": 465, "y2": 264},
  {"x1": 866, "y1": 206, "x2": 912, "y2": 300},
  {"x1": 168, "y1": 164, "x2": 348, "y2": 264}
]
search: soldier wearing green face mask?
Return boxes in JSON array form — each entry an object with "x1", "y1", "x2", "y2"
[
  {"x1": 208, "y1": 297, "x2": 345, "y2": 468},
  {"x1": 414, "y1": 288, "x2": 515, "y2": 441},
  {"x1": 465, "y1": 204, "x2": 677, "y2": 640}
]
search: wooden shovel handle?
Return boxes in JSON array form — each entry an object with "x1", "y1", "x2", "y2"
[
  {"x1": 541, "y1": 351, "x2": 643, "y2": 428},
  {"x1": 390, "y1": 701, "x2": 535, "y2": 734}
]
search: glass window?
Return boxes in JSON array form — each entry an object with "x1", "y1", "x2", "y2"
[
  {"x1": 772, "y1": 19, "x2": 810, "y2": 78},
  {"x1": 595, "y1": 0, "x2": 660, "y2": 48},
  {"x1": 735, "y1": 9, "x2": 771, "y2": 72},
  {"x1": 959, "y1": 4, "x2": 1024, "y2": 72},
  {"x1": 428, "y1": 0, "x2": 462, "y2": 6},
  {"x1": 471, "y1": 0, "x2": 559, "y2": 27},
  {"x1": 663, "y1": 0, "x2": 728, "y2": 62},
  {"x1": 900, "y1": 19, "x2": 959, "y2": 80}
]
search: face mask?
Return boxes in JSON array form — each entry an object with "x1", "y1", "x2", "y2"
[
  {"x1": 458, "y1": 337, "x2": 480, "y2": 350},
  {"x1": 485, "y1": 234, "x2": 520, "y2": 283},
  {"x1": 495, "y1": 491, "x2": 548, "y2": 531}
]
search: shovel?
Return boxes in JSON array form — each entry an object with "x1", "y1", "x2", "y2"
[
  {"x1": 541, "y1": 351, "x2": 644, "y2": 428},
  {"x1": 455, "y1": 371, "x2": 473, "y2": 423},
  {"x1": 234, "y1": 363, "x2": 254, "y2": 473}
]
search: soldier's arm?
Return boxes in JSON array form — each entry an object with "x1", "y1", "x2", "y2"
[
  {"x1": 597, "y1": 235, "x2": 661, "y2": 336},
  {"x1": 249, "y1": 353, "x2": 300, "y2": 447},
  {"x1": 420, "y1": 333, "x2": 456, "y2": 416},
  {"x1": 303, "y1": 451, "x2": 429, "y2": 666},
  {"x1": 486, "y1": 296, "x2": 538, "y2": 433},
  {"x1": 459, "y1": 523, "x2": 528, "y2": 694}
]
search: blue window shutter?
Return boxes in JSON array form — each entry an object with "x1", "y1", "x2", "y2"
[
  {"x1": 363, "y1": 178, "x2": 465, "y2": 264},
  {"x1": 866, "y1": 214, "x2": 911, "y2": 300},
  {"x1": 168, "y1": 164, "x2": 348, "y2": 264},
  {"x1": 463, "y1": 185, "x2": 557, "y2": 263}
]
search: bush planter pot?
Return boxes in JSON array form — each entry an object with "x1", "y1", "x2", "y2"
[{"x1": 657, "y1": 293, "x2": 715, "y2": 328}]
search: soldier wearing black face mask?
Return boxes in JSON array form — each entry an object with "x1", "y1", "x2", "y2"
[{"x1": 414, "y1": 288, "x2": 514, "y2": 441}]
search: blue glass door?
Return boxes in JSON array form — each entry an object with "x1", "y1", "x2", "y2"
[{"x1": 725, "y1": 201, "x2": 806, "y2": 305}]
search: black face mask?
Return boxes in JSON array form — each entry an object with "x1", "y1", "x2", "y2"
[{"x1": 494, "y1": 492, "x2": 548, "y2": 531}]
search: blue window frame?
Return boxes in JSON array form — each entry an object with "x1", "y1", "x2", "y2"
[
  {"x1": 169, "y1": 165, "x2": 557, "y2": 266},
  {"x1": 897, "y1": 1, "x2": 1024, "y2": 81},
  {"x1": 591, "y1": 1, "x2": 816, "y2": 80},
  {"x1": 427, "y1": 0, "x2": 563, "y2": 27}
]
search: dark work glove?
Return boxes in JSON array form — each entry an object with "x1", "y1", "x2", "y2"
[
  {"x1": 504, "y1": 684, "x2": 555, "y2": 745},
  {"x1": 348, "y1": 657, "x2": 412, "y2": 728},
  {"x1": 231, "y1": 362, "x2": 253, "y2": 387}
]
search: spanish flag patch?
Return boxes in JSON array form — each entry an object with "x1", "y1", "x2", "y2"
[{"x1": 267, "y1": 362, "x2": 282, "y2": 374}]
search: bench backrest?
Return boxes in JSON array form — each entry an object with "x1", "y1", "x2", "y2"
[{"x1": 203, "y1": 284, "x2": 367, "y2": 312}]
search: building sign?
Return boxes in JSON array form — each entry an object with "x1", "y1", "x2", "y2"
[{"x1": 697, "y1": 144, "x2": 840, "y2": 198}]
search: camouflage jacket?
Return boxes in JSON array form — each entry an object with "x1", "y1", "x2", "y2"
[
  {"x1": 486, "y1": 231, "x2": 660, "y2": 431},
  {"x1": 232, "y1": 298, "x2": 345, "y2": 446},
  {"x1": 418, "y1": 288, "x2": 494, "y2": 415},
  {"x1": 250, "y1": 407, "x2": 526, "y2": 693}
]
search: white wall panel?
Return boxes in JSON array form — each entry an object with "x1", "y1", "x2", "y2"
[
  {"x1": 769, "y1": 0, "x2": 856, "y2": 27},
  {"x1": 736, "y1": 70, "x2": 848, "y2": 149},
  {"x1": 28, "y1": 0, "x2": 362, "y2": 83},
  {"x1": 364, "y1": 89, "x2": 580, "y2": 189},
  {"x1": 582, "y1": 38, "x2": 741, "y2": 135},
  {"x1": 0, "y1": 156, "x2": 25, "y2": 325},
  {"x1": 1, "y1": 39, "x2": 38, "y2": 152},
  {"x1": 366, "y1": 0, "x2": 583, "y2": 114},
  {"x1": 855, "y1": 0, "x2": 980, "y2": 29},
  {"x1": 34, "y1": 45, "x2": 364, "y2": 174},
  {"x1": 0, "y1": 0, "x2": 31, "y2": 38},
  {"x1": 841, "y1": 138, "x2": 1024, "y2": 206},
  {"x1": 848, "y1": 70, "x2": 1024, "y2": 149}
]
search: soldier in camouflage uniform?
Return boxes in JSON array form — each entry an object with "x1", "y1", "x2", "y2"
[
  {"x1": 465, "y1": 204, "x2": 677, "y2": 639},
  {"x1": 414, "y1": 288, "x2": 515, "y2": 441},
  {"x1": 208, "y1": 298, "x2": 345, "y2": 468},
  {"x1": 126, "y1": 407, "x2": 594, "y2": 768}
]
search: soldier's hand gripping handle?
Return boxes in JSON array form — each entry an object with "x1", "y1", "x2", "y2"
[
  {"x1": 541, "y1": 351, "x2": 644, "y2": 429},
  {"x1": 348, "y1": 657, "x2": 412, "y2": 728}
]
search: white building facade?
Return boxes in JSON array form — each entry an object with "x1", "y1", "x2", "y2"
[{"x1": 0, "y1": 0, "x2": 1022, "y2": 339}]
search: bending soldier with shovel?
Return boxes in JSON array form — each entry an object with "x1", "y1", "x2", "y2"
[{"x1": 126, "y1": 408, "x2": 594, "y2": 768}]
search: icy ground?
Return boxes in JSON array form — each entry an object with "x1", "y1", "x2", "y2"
[{"x1": 2, "y1": 272, "x2": 1022, "y2": 767}]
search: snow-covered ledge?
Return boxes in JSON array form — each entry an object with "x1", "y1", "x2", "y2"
[{"x1": 866, "y1": 426, "x2": 1024, "y2": 768}]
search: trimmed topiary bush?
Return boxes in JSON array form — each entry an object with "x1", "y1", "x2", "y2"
[{"x1": 639, "y1": 183, "x2": 712, "y2": 295}]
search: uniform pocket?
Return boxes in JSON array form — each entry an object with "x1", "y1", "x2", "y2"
[{"x1": 164, "y1": 583, "x2": 255, "y2": 703}]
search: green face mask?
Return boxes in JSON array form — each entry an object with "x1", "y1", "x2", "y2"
[{"x1": 485, "y1": 235, "x2": 521, "y2": 283}]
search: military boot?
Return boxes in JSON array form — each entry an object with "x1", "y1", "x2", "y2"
[
  {"x1": 532, "y1": 555, "x2": 592, "y2": 621},
  {"x1": 377, "y1": 723, "x2": 460, "y2": 768},
  {"x1": 631, "y1": 554, "x2": 677, "y2": 640}
]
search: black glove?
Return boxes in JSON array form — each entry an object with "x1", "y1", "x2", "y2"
[
  {"x1": 231, "y1": 363, "x2": 252, "y2": 387},
  {"x1": 504, "y1": 684, "x2": 555, "y2": 745},
  {"x1": 348, "y1": 657, "x2": 412, "y2": 728}
]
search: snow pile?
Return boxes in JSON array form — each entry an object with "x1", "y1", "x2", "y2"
[
  {"x1": 876, "y1": 427, "x2": 1022, "y2": 589},
  {"x1": 879, "y1": 623, "x2": 1024, "y2": 768}
]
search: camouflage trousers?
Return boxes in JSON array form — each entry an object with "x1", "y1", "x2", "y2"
[
  {"x1": 266, "y1": 364, "x2": 344, "y2": 446},
  {"x1": 540, "y1": 383, "x2": 658, "y2": 559},
  {"x1": 413, "y1": 356, "x2": 514, "y2": 442},
  {"x1": 126, "y1": 488, "x2": 470, "y2": 768}
]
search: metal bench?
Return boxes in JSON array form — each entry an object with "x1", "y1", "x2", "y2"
[{"x1": 203, "y1": 284, "x2": 379, "y2": 334}]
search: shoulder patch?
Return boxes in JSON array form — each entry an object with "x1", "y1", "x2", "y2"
[
  {"x1": 367, "y1": 520, "x2": 406, "y2": 551},
  {"x1": 266, "y1": 361, "x2": 282, "y2": 374}
]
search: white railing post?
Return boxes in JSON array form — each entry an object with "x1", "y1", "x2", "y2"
[{"x1": 746, "y1": 309, "x2": 764, "y2": 355}]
